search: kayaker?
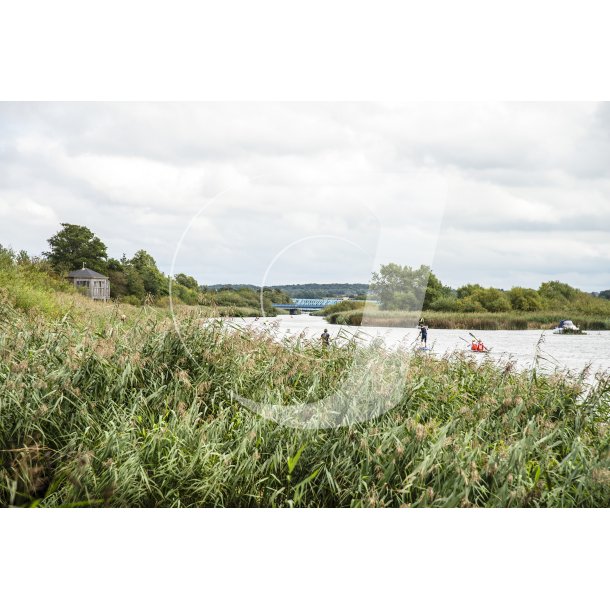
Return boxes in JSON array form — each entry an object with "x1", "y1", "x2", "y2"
[{"x1": 471, "y1": 339, "x2": 485, "y2": 351}]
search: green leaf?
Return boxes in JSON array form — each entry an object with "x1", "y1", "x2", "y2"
[{"x1": 287, "y1": 444, "x2": 307, "y2": 474}]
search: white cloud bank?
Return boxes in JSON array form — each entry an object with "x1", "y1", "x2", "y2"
[{"x1": 0, "y1": 102, "x2": 608, "y2": 290}]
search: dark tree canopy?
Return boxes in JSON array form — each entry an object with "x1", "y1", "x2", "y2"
[
  {"x1": 44, "y1": 223, "x2": 108, "y2": 274},
  {"x1": 598, "y1": 289, "x2": 610, "y2": 300},
  {"x1": 130, "y1": 249, "x2": 168, "y2": 296},
  {"x1": 507, "y1": 287, "x2": 543, "y2": 311},
  {"x1": 174, "y1": 273, "x2": 199, "y2": 291},
  {"x1": 538, "y1": 281, "x2": 578, "y2": 303}
]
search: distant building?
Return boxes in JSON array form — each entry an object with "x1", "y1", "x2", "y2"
[{"x1": 67, "y1": 267, "x2": 110, "y2": 301}]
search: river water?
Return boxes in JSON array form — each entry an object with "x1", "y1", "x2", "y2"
[{"x1": 235, "y1": 314, "x2": 610, "y2": 380}]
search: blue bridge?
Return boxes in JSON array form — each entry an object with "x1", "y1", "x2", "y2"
[{"x1": 272, "y1": 298, "x2": 344, "y2": 313}]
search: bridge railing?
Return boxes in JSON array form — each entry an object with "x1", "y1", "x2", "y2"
[{"x1": 272, "y1": 298, "x2": 345, "y2": 311}]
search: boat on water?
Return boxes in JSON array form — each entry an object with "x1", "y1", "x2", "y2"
[{"x1": 552, "y1": 320, "x2": 585, "y2": 335}]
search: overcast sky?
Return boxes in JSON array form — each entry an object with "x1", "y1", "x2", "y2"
[{"x1": 1, "y1": 102, "x2": 609, "y2": 290}]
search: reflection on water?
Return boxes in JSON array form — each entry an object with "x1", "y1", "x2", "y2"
[{"x1": 234, "y1": 314, "x2": 610, "y2": 380}]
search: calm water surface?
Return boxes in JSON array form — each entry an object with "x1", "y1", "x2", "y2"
[{"x1": 235, "y1": 314, "x2": 610, "y2": 380}]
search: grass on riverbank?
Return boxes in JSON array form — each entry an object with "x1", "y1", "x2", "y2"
[
  {"x1": 0, "y1": 257, "x2": 278, "y2": 322},
  {"x1": 326, "y1": 308, "x2": 610, "y2": 330},
  {"x1": 0, "y1": 250, "x2": 282, "y2": 320},
  {"x1": 1, "y1": 295, "x2": 610, "y2": 507}
]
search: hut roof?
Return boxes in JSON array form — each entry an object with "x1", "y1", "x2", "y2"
[{"x1": 67, "y1": 268, "x2": 108, "y2": 279}]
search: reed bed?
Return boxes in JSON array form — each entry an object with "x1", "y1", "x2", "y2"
[
  {"x1": 1, "y1": 298, "x2": 609, "y2": 507},
  {"x1": 329, "y1": 309, "x2": 610, "y2": 330}
]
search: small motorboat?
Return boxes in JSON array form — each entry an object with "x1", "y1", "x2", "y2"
[{"x1": 552, "y1": 320, "x2": 585, "y2": 335}]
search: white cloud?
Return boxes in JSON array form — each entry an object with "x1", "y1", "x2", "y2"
[{"x1": 0, "y1": 102, "x2": 609, "y2": 290}]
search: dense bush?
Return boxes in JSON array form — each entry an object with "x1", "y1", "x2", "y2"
[
  {"x1": 428, "y1": 296, "x2": 459, "y2": 312},
  {"x1": 0, "y1": 245, "x2": 75, "y2": 318},
  {"x1": 313, "y1": 300, "x2": 366, "y2": 317},
  {"x1": 508, "y1": 287, "x2": 544, "y2": 311},
  {"x1": 197, "y1": 287, "x2": 290, "y2": 316}
]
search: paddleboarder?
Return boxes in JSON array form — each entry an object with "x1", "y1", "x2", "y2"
[{"x1": 417, "y1": 323, "x2": 428, "y2": 348}]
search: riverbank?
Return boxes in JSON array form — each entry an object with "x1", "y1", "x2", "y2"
[
  {"x1": 1, "y1": 299, "x2": 609, "y2": 507},
  {"x1": 325, "y1": 308, "x2": 610, "y2": 330}
]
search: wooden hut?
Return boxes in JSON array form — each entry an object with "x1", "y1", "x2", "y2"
[{"x1": 67, "y1": 267, "x2": 110, "y2": 301}]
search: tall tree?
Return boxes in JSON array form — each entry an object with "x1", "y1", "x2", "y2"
[
  {"x1": 44, "y1": 223, "x2": 108, "y2": 273},
  {"x1": 508, "y1": 287, "x2": 543, "y2": 311},
  {"x1": 174, "y1": 273, "x2": 199, "y2": 290},
  {"x1": 370, "y1": 264, "x2": 446, "y2": 310},
  {"x1": 129, "y1": 249, "x2": 168, "y2": 296},
  {"x1": 106, "y1": 258, "x2": 129, "y2": 299}
]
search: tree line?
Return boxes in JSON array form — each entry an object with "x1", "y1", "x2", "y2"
[
  {"x1": 11, "y1": 223, "x2": 291, "y2": 310},
  {"x1": 6, "y1": 223, "x2": 608, "y2": 314},
  {"x1": 370, "y1": 263, "x2": 610, "y2": 314}
]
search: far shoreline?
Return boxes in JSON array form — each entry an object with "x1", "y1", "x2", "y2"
[{"x1": 321, "y1": 309, "x2": 610, "y2": 331}]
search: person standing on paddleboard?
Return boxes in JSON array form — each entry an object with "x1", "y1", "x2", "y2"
[{"x1": 417, "y1": 323, "x2": 428, "y2": 348}]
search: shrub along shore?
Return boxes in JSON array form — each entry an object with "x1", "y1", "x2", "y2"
[
  {"x1": 324, "y1": 308, "x2": 610, "y2": 330},
  {"x1": 1, "y1": 291, "x2": 609, "y2": 507}
]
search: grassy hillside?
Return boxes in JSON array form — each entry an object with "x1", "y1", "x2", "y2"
[
  {"x1": 0, "y1": 247, "x2": 77, "y2": 318},
  {"x1": 0, "y1": 247, "x2": 284, "y2": 319}
]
